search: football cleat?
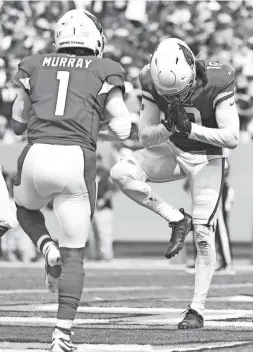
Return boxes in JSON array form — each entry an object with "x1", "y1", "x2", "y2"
[
  {"x1": 178, "y1": 306, "x2": 204, "y2": 329},
  {"x1": 44, "y1": 243, "x2": 62, "y2": 293},
  {"x1": 51, "y1": 328, "x2": 76, "y2": 352},
  {"x1": 165, "y1": 209, "x2": 192, "y2": 259}
]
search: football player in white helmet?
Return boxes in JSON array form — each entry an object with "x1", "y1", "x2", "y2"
[
  {"x1": 54, "y1": 9, "x2": 105, "y2": 58},
  {"x1": 12, "y1": 8, "x2": 131, "y2": 352},
  {"x1": 111, "y1": 38, "x2": 239, "y2": 329}
]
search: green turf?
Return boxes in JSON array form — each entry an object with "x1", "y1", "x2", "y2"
[{"x1": 0, "y1": 264, "x2": 253, "y2": 350}]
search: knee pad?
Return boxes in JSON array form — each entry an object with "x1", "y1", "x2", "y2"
[
  {"x1": 194, "y1": 224, "x2": 215, "y2": 248},
  {"x1": 110, "y1": 159, "x2": 146, "y2": 186},
  {"x1": 60, "y1": 247, "x2": 85, "y2": 265},
  {"x1": 194, "y1": 224, "x2": 216, "y2": 264}
]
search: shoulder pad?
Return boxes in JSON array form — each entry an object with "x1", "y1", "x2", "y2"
[
  {"x1": 205, "y1": 61, "x2": 234, "y2": 90},
  {"x1": 99, "y1": 58, "x2": 125, "y2": 94},
  {"x1": 139, "y1": 64, "x2": 154, "y2": 94},
  {"x1": 204, "y1": 62, "x2": 235, "y2": 107},
  {"x1": 18, "y1": 54, "x2": 41, "y2": 75},
  {"x1": 100, "y1": 58, "x2": 125, "y2": 78},
  {"x1": 13, "y1": 54, "x2": 41, "y2": 91}
]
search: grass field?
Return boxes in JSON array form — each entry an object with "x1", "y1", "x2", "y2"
[{"x1": 0, "y1": 259, "x2": 253, "y2": 351}]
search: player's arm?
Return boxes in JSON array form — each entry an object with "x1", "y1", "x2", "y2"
[
  {"x1": 138, "y1": 92, "x2": 172, "y2": 147},
  {"x1": 11, "y1": 88, "x2": 31, "y2": 135},
  {"x1": 99, "y1": 87, "x2": 132, "y2": 141},
  {"x1": 189, "y1": 95, "x2": 239, "y2": 149}
]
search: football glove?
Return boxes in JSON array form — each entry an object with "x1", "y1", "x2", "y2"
[
  {"x1": 161, "y1": 99, "x2": 178, "y2": 132},
  {"x1": 173, "y1": 97, "x2": 192, "y2": 134}
]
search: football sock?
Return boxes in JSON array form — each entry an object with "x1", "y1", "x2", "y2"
[
  {"x1": 191, "y1": 225, "x2": 216, "y2": 315},
  {"x1": 57, "y1": 247, "x2": 85, "y2": 326},
  {"x1": 15, "y1": 203, "x2": 54, "y2": 253},
  {"x1": 55, "y1": 320, "x2": 72, "y2": 332},
  {"x1": 120, "y1": 180, "x2": 183, "y2": 223}
]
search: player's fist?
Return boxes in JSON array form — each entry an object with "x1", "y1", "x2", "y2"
[
  {"x1": 161, "y1": 100, "x2": 178, "y2": 132},
  {"x1": 161, "y1": 118, "x2": 175, "y2": 132},
  {"x1": 173, "y1": 97, "x2": 192, "y2": 134}
]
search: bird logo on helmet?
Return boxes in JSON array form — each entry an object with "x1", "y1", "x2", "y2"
[
  {"x1": 54, "y1": 9, "x2": 105, "y2": 58},
  {"x1": 150, "y1": 38, "x2": 196, "y2": 102}
]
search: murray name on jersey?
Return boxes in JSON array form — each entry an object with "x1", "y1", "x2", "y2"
[{"x1": 42, "y1": 56, "x2": 92, "y2": 69}]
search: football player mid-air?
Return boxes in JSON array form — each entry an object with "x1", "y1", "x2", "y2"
[
  {"x1": 111, "y1": 38, "x2": 239, "y2": 329},
  {"x1": 12, "y1": 9, "x2": 131, "y2": 352}
]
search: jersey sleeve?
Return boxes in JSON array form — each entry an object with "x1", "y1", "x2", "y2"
[
  {"x1": 207, "y1": 63, "x2": 235, "y2": 109},
  {"x1": 13, "y1": 55, "x2": 37, "y2": 93},
  {"x1": 139, "y1": 64, "x2": 156, "y2": 103},
  {"x1": 104, "y1": 60, "x2": 126, "y2": 94}
]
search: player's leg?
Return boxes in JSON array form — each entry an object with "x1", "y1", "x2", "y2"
[
  {"x1": 179, "y1": 158, "x2": 224, "y2": 329},
  {"x1": 50, "y1": 146, "x2": 95, "y2": 351},
  {"x1": 14, "y1": 145, "x2": 63, "y2": 287},
  {"x1": 111, "y1": 144, "x2": 185, "y2": 222},
  {"x1": 110, "y1": 143, "x2": 192, "y2": 258}
]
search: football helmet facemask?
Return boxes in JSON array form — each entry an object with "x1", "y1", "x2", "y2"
[
  {"x1": 55, "y1": 9, "x2": 105, "y2": 58},
  {"x1": 150, "y1": 38, "x2": 196, "y2": 103}
]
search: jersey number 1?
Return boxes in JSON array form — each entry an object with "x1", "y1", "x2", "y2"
[{"x1": 55, "y1": 71, "x2": 70, "y2": 116}]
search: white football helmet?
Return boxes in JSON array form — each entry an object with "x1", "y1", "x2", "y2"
[
  {"x1": 150, "y1": 38, "x2": 196, "y2": 102},
  {"x1": 55, "y1": 9, "x2": 105, "y2": 57}
]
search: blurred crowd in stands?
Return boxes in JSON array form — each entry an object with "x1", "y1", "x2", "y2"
[{"x1": 0, "y1": 1, "x2": 253, "y2": 142}]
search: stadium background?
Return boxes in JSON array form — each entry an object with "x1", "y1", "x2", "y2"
[{"x1": 0, "y1": 0, "x2": 253, "y2": 256}]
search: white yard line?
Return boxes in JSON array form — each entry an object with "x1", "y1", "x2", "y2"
[
  {"x1": 158, "y1": 341, "x2": 252, "y2": 352},
  {"x1": 0, "y1": 260, "x2": 252, "y2": 271},
  {"x1": 35, "y1": 304, "x2": 253, "y2": 315},
  {"x1": 1, "y1": 316, "x2": 253, "y2": 329},
  {"x1": 179, "y1": 282, "x2": 253, "y2": 289},
  {"x1": 2, "y1": 304, "x2": 253, "y2": 321},
  {"x1": 0, "y1": 341, "x2": 251, "y2": 352}
]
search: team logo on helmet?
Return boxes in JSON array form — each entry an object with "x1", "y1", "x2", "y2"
[{"x1": 178, "y1": 43, "x2": 194, "y2": 66}]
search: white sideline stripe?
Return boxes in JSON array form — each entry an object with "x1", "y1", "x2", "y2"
[
  {"x1": 0, "y1": 341, "x2": 251, "y2": 352},
  {"x1": 0, "y1": 261, "x2": 183, "y2": 270},
  {"x1": 179, "y1": 282, "x2": 253, "y2": 289},
  {"x1": 0, "y1": 344, "x2": 153, "y2": 352},
  {"x1": 0, "y1": 286, "x2": 162, "y2": 295},
  {"x1": 35, "y1": 304, "x2": 253, "y2": 315},
  {"x1": 209, "y1": 295, "x2": 253, "y2": 302},
  {"x1": 0, "y1": 260, "x2": 252, "y2": 271},
  {"x1": 1, "y1": 316, "x2": 253, "y2": 329}
]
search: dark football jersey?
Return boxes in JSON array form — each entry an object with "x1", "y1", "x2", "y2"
[
  {"x1": 14, "y1": 53, "x2": 125, "y2": 151},
  {"x1": 139, "y1": 61, "x2": 235, "y2": 155}
]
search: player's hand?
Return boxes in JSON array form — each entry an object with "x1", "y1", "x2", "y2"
[
  {"x1": 161, "y1": 118, "x2": 175, "y2": 132},
  {"x1": 173, "y1": 97, "x2": 192, "y2": 134},
  {"x1": 161, "y1": 99, "x2": 178, "y2": 133}
]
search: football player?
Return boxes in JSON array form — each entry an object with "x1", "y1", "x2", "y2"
[
  {"x1": 12, "y1": 9, "x2": 131, "y2": 352},
  {"x1": 111, "y1": 38, "x2": 239, "y2": 329}
]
